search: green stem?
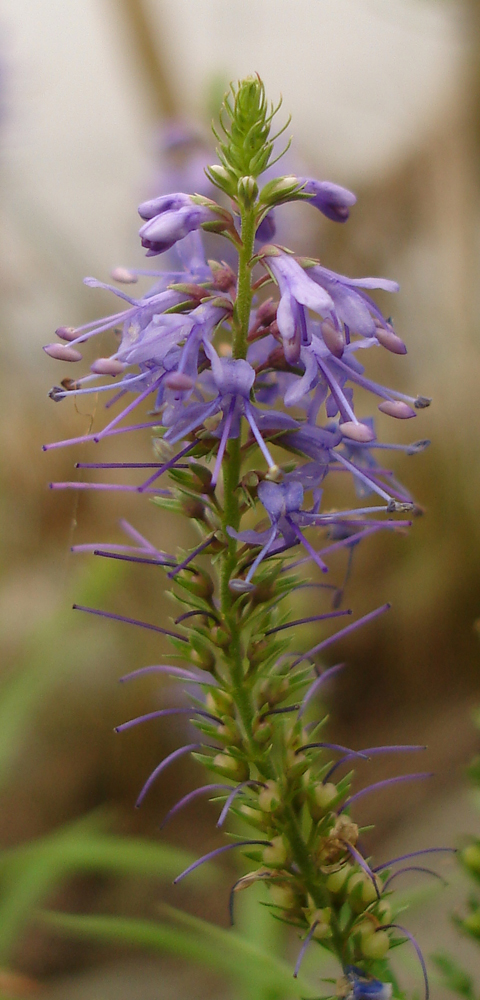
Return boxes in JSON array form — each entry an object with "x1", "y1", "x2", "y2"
[{"x1": 219, "y1": 204, "x2": 257, "y2": 743}]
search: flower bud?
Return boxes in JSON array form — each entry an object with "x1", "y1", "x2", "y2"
[
  {"x1": 212, "y1": 753, "x2": 249, "y2": 781},
  {"x1": 210, "y1": 625, "x2": 231, "y2": 649},
  {"x1": 216, "y1": 718, "x2": 242, "y2": 746},
  {"x1": 207, "y1": 164, "x2": 237, "y2": 197},
  {"x1": 263, "y1": 836, "x2": 288, "y2": 867},
  {"x1": 269, "y1": 883, "x2": 297, "y2": 910},
  {"x1": 309, "y1": 782, "x2": 338, "y2": 820},
  {"x1": 179, "y1": 497, "x2": 207, "y2": 521},
  {"x1": 375, "y1": 900, "x2": 392, "y2": 925},
  {"x1": 326, "y1": 865, "x2": 352, "y2": 896},
  {"x1": 257, "y1": 675, "x2": 289, "y2": 707},
  {"x1": 258, "y1": 175, "x2": 302, "y2": 207},
  {"x1": 205, "y1": 689, "x2": 234, "y2": 717},
  {"x1": 252, "y1": 718, "x2": 272, "y2": 745},
  {"x1": 463, "y1": 844, "x2": 480, "y2": 874},
  {"x1": 190, "y1": 646, "x2": 216, "y2": 672},
  {"x1": 258, "y1": 780, "x2": 281, "y2": 813},
  {"x1": 237, "y1": 175, "x2": 259, "y2": 208},
  {"x1": 179, "y1": 569, "x2": 214, "y2": 599},
  {"x1": 361, "y1": 930, "x2": 390, "y2": 960}
]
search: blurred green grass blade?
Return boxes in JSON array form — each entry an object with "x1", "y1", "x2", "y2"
[
  {"x1": 0, "y1": 560, "x2": 122, "y2": 786},
  {"x1": 234, "y1": 884, "x2": 287, "y2": 1000},
  {"x1": 159, "y1": 903, "x2": 313, "y2": 994},
  {"x1": 0, "y1": 813, "x2": 206, "y2": 964},
  {"x1": 39, "y1": 908, "x2": 313, "y2": 997},
  {"x1": 431, "y1": 952, "x2": 476, "y2": 999}
]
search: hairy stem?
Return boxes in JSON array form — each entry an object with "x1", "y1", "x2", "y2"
[{"x1": 219, "y1": 204, "x2": 257, "y2": 743}]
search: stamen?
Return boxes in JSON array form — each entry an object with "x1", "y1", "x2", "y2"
[
  {"x1": 379, "y1": 924, "x2": 429, "y2": 1000},
  {"x1": 244, "y1": 525, "x2": 278, "y2": 584},
  {"x1": 261, "y1": 705, "x2": 300, "y2": 720},
  {"x1": 373, "y1": 848, "x2": 456, "y2": 873},
  {"x1": 286, "y1": 518, "x2": 328, "y2": 573},
  {"x1": 265, "y1": 609, "x2": 351, "y2": 636},
  {"x1": 138, "y1": 442, "x2": 195, "y2": 493},
  {"x1": 299, "y1": 663, "x2": 345, "y2": 717},
  {"x1": 119, "y1": 665, "x2": 212, "y2": 683},
  {"x1": 296, "y1": 742, "x2": 368, "y2": 758},
  {"x1": 343, "y1": 841, "x2": 380, "y2": 897},
  {"x1": 211, "y1": 399, "x2": 236, "y2": 488},
  {"x1": 167, "y1": 534, "x2": 216, "y2": 579},
  {"x1": 160, "y1": 784, "x2": 232, "y2": 830},
  {"x1": 216, "y1": 780, "x2": 266, "y2": 828},
  {"x1": 338, "y1": 773, "x2": 433, "y2": 813},
  {"x1": 93, "y1": 550, "x2": 176, "y2": 567},
  {"x1": 244, "y1": 401, "x2": 278, "y2": 472},
  {"x1": 50, "y1": 482, "x2": 169, "y2": 495},
  {"x1": 333, "y1": 451, "x2": 393, "y2": 503},
  {"x1": 383, "y1": 866, "x2": 447, "y2": 890},
  {"x1": 291, "y1": 603, "x2": 391, "y2": 668},
  {"x1": 174, "y1": 610, "x2": 218, "y2": 625},
  {"x1": 72, "y1": 604, "x2": 188, "y2": 641},
  {"x1": 132, "y1": 743, "x2": 201, "y2": 807},
  {"x1": 115, "y1": 707, "x2": 220, "y2": 734},
  {"x1": 43, "y1": 420, "x2": 163, "y2": 451},
  {"x1": 293, "y1": 921, "x2": 319, "y2": 978},
  {"x1": 173, "y1": 841, "x2": 273, "y2": 884}
]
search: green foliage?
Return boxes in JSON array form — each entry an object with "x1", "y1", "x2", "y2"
[
  {"x1": 38, "y1": 901, "x2": 315, "y2": 999},
  {"x1": 0, "y1": 811, "x2": 204, "y2": 967},
  {"x1": 431, "y1": 953, "x2": 477, "y2": 1000},
  {"x1": 206, "y1": 76, "x2": 290, "y2": 201}
]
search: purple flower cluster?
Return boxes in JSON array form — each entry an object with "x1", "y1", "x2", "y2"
[{"x1": 44, "y1": 177, "x2": 429, "y2": 590}]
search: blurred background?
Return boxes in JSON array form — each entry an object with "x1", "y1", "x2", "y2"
[{"x1": 1, "y1": 0, "x2": 480, "y2": 996}]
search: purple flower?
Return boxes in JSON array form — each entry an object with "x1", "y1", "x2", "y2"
[
  {"x1": 346, "y1": 968, "x2": 392, "y2": 1000},
  {"x1": 228, "y1": 476, "x2": 339, "y2": 587},
  {"x1": 138, "y1": 193, "x2": 230, "y2": 256},
  {"x1": 298, "y1": 177, "x2": 357, "y2": 223},
  {"x1": 163, "y1": 342, "x2": 280, "y2": 484}
]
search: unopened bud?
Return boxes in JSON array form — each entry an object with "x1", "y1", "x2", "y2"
[
  {"x1": 190, "y1": 646, "x2": 216, "y2": 672},
  {"x1": 326, "y1": 865, "x2": 351, "y2": 895},
  {"x1": 205, "y1": 689, "x2": 234, "y2": 717},
  {"x1": 258, "y1": 780, "x2": 281, "y2": 813},
  {"x1": 259, "y1": 175, "x2": 302, "y2": 207},
  {"x1": 256, "y1": 297, "x2": 277, "y2": 327},
  {"x1": 361, "y1": 930, "x2": 390, "y2": 960},
  {"x1": 463, "y1": 844, "x2": 480, "y2": 873},
  {"x1": 263, "y1": 836, "x2": 288, "y2": 867},
  {"x1": 310, "y1": 782, "x2": 338, "y2": 820},
  {"x1": 237, "y1": 175, "x2": 258, "y2": 207},
  {"x1": 269, "y1": 883, "x2": 297, "y2": 909},
  {"x1": 212, "y1": 753, "x2": 249, "y2": 781},
  {"x1": 207, "y1": 164, "x2": 237, "y2": 196}
]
